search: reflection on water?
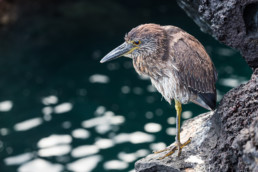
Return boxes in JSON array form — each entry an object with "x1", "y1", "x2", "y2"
[
  {"x1": 0, "y1": 101, "x2": 13, "y2": 112},
  {"x1": 18, "y1": 159, "x2": 64, "y2": 172},
  {"x1": 0, "y1": 1, "x2": 252, "y2": 172},
  {"x1": 4, "y1": 153, "x2": 34, "y2": 166},
  {"x1": 67, "y1": 155, "x2": 102, "y2": 172},
  {"x1": 14, "y1": 118, "x2": 43, "y2": 132}
]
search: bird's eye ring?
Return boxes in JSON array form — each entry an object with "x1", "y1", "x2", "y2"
[{"x1": 133, "y1": 40, "x2": 141, "y2": 45}]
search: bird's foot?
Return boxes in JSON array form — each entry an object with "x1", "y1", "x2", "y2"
[{"x1": 153, "y1": 137, "x2": 191, "y2": 159}]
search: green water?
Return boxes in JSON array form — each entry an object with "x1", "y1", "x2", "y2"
[{"x1": 0, "y1": 1, "x2": 252, "y2": 172}]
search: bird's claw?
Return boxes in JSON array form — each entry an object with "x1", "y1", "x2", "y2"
[{"x1": 154, "y1": 137, "x2": 192, "y2": 160}]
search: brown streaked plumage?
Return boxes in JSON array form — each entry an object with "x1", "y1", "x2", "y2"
[{"x1": 100, "y1": 23, "x2": 217, "y2": 158}]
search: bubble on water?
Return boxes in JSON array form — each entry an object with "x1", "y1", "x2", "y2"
[
  {"x1": 95, "y1": 124, "x2": 111, "y2": 134},
  {"x1": 144, "y1": 123, "x2": 162, "y2": 133},
  {"x1": 216, "y1": 48, "x2": 235, "y2": 56},
  {"x1": 118, "y1": 152, "x2": 137, "y2": 163},
  {"x1": 4, "y1": 152, "x2": 34, "y2": 166},
  {"x1": 138, "y1": 75, "x2": 149, "y2": 80},
  {"x1": 37, "y1": 135, "x2": 72, "y2": 148},
  {"x1": 62, "y1": 121, "x2": 72, "y2": 129},
  {"x1": 107, "y1": 63, "x2": 120, "y2": 70},
  {"x1": 150, "y1": 142, "x2": 166, "y2": 151},
  {"x1": 18, "y1": 158, "x2": 63, "y2": 172},
  {"x1": 217, "y1": 89, "x2": 223, "y2": 102},
  {"x1": 224, "y1": 65, "x2": 234, "y2": 74},
  {"x1": 146, "y1": 96, "x2": 155, "y2": 104},
  {"x1": 145, "y1": 111, "x2": 154, "y2": 119},
  {"x1": 94, "y1": 106, "x2": 106, "y2": 116},
  {"x1": 42, "y1": 107, "x2": 53, "y2": 121},
  {"x1": 182, "y1": 111, "x2": 193, "y2": 119},
  {"x1": 166, "y1": 127, "x2": 177, "y2": 136},
  {"x1": 123, "y1": 61, "x2": 132, "y2": 68},
  {"x1": 71, "y1": 129, "x2": 90, "y2": 139},
  {"x1": 155, "y1": 109, "x2": 163, "y2": 116},
  {"x1": 147, "y1": 85, "x2": 156, "y2": 92},
  {"x1": 95, "y1": 138, "x2": 114, "y2": 149},
  {"x1": 81, "y1": 111, "x2": 125, "y2": 134},
  {"x1": 219, "y1": 78, "x2": 247, "y2": 88},
  {"x1": 135, "y1": 149, "x2": 150, "y2": 157},
  {"x1": 67, "y1": 155, "x2": 102, "y2": 172},
  {"x1": 104, "y1": 160, "x2": 128, "y2": 170},
  {"x1": 38, "y1": 145, "x2": 71, "y2": 157},
  {"x1": 113, "y1": 132, "x2": 155, "y2": 144},
  {"x1": 0, "y1": 128, "x2": 9, "y2": 136},
  {"x1": 133, "y1": 87, "x2": 143, "y2": 95},
  {"x1": 129, "y1": 169, "x2": 136, "y2": 172},
  {"x1": 14, "y1": 118, "x2": 43, "y2": 132},
  {"x1": 77, "y1": 89, "x2": 87, "y2": 96},
  {"x1": 54, "y1": 103, "x2": 73, "y2": 114},
  {"x1": 167, "y1": 117, "x2": 176, "y2": 125},
  {"x1": 89, "y1": 74, "x2": 109, "y2": 84},
  {"x1": 121, "y1": 86, "x2": 130, "y2": 94},
  {"x1": 41, "y1": 95, "x2": 58, "y2": 105},
  {"x1": 129, "y1": 132, "x2": 155, "y2": 144},
  {"x1": 71, "y1": 145, "x2": 99, "y2": 158},
  {"x1": 0, "y1": 100, "x2": 13, "y2": 112}
]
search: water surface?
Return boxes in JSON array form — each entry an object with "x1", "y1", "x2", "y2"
[{"x1": 0, "y1": 1, "x2": 252, "y2": 171}]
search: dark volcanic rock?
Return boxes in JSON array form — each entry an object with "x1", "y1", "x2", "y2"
[
  {"x1": 210, "y1": 68, "x2": 258, "y2": 171},
  {"x1": 135, "y1": 69, "x2": 258, "y2": 172},
  {"x1": 177, "y1": 0, "x2": 258, "y2": 69}
]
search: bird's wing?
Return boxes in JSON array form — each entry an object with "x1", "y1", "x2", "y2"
[{"x1": 169, "y1": 31, "x2": 217, "y2": 94}]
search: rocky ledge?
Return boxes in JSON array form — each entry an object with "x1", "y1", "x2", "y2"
[
  {"x1": 135, "y1": 69, "x2": 258, "y2": 172},
  {"x1": 177, "y1": 0, "x2": 258, "y2": 69}
]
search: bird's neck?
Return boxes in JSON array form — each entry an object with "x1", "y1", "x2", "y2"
[{"x1": 132, "y1": 55, "x2": 167, "y2": 80}]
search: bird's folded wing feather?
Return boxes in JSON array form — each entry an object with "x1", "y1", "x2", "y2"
[{"x1": 170, "y1": 33, "x2": 217, "y2": 93}]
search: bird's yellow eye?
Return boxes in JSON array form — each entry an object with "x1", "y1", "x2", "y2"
[{"x1": 133, "y1": 40, "x2": 141, "y2": 45}]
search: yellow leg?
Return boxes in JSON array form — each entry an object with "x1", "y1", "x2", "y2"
[
  {"x1": 175, "y1": 100, "x2": 183, "y2": 156},
  {"x1": 154, "y1": 99, "x2": 191, "y2": 159}
]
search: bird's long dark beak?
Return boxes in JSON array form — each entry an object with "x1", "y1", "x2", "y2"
[{"x1": 100, "y1": 42, "x2": 133, "y2": 63}]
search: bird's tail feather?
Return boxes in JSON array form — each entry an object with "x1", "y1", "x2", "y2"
[{"x1": 197, "y1": 92, "x2": 217, "y2": 110}]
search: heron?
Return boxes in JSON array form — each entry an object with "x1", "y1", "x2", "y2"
[{"x1": 100, "y1": 24, "x2": 217, "y2": 159}]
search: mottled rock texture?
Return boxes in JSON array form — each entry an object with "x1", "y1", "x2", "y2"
[
  {"x1": 211, "y1": 68, "x2": 258, "y2": 171},
  {"x1": 177, "y1": 0, "x2": 258, "y2": 69},
  {"x1": 135, "y1": 112, "x2": 218, "y2": 172},
  {"x1": 135, "y1": 69, "x2": 258, "y2": 172}
]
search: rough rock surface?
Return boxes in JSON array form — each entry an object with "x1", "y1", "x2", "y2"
[
  {"x1": 135, "y1": 69, "x2": 258, "y2": 172},
  {"x1": 135, "y1": 112, "x2": 218, "y2": 172},
  {"x1": 209, "y1": 68, "x2": 258, "y2": 171},
  {"x1": 177, "y1": 0, "x2": 258, "y2": 69}
]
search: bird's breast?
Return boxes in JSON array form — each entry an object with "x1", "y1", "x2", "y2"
[{"x1": 132, "y1": 56, "x2": 165, "y2": 80}]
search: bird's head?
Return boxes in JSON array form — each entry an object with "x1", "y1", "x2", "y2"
[{"x1": 100, "y1": 24, "x2": 168, "y2": 63}]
